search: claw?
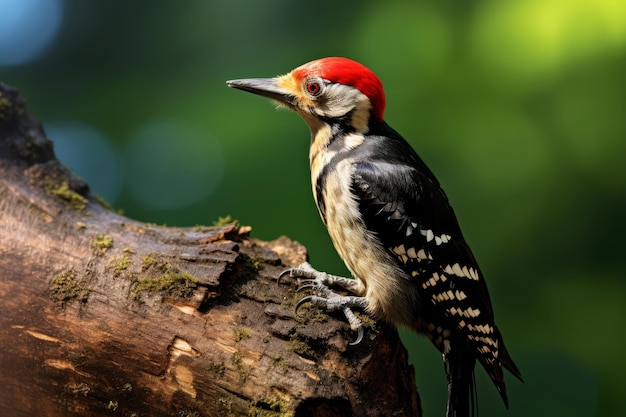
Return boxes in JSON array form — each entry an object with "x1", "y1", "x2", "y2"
[
  {"x1": 295, "y1": 295, "x2": 315, "y2": 316},
  {"x1": 278, "y1": 268, "x2": 315, "y2": 284},
  {"x1": 342, "y1": 307, "x2": 365, "y2": 345},
  {"x1": 296, "y1": 283, "x2": 317, "y2": 293},
  {"x1": 277, "y1": 268, "x2": 295, "y2": 284},
  {"x1": 350, "y1": 325, "x2": 364, "y2": 346},
  {"x1": 278, "y1": 263, "x2": 320, "y2": 285},
  {"x1": 278, "y1": 263, "x2": 369, "y2": 346}
]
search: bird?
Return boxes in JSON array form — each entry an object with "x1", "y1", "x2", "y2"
[{"x1": 227, "y1": 57, "x2": 522, "y2": 417}]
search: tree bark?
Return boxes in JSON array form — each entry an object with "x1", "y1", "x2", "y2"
[{"x1": 0, "y1": 83, "x2": 421, "y2": 417}]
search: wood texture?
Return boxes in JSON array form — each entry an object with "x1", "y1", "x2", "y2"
[{"x1": 0, "y1": 83, "x2": 421, "y2": 417}]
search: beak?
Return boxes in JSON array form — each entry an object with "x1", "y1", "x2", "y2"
[{"x1": 226, "y1": 78, "x2": 295, "y2": 106}]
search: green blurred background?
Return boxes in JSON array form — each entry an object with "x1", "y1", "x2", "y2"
[{"x1": 2, "y1": 0, "x2": 625, "y2": 415}]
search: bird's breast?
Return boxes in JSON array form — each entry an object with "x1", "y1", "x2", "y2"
[{"x1": 311, "y1": 158, "x2": 416, "y2": 324}]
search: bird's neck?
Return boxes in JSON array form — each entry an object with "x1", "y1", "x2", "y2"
[
  {"x1": 307, "y1": 107, "x2": 374, "y2": 165},
  {"x1": 308, "y1": 122, "x2": 361, "y2": 178}
]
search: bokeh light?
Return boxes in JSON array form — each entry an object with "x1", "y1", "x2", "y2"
[
  {"x1": 47, "y1": 122, "x2": 123, "y2": 202},
  {"x1": 471, "y1": 0, "x2": 626, "y2": 85},
  {"x1": 0, "y1": 0, "x2": 63, "y2": 66},
  {"x1": 124, "y1": 120, "x2": 224, "y2": 211}
]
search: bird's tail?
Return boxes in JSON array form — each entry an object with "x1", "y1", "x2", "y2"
[{"x1": 444, "y1": 348, "x2": 477, "y2": 417}]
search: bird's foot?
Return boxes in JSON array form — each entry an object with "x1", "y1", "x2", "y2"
[{"x1": 279, "y1": 262, "x2": 368, "y2": 345}]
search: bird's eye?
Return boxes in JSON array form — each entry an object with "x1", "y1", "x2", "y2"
[{"x1": 305, "y1": 79, "x2": 323, "y2": 97}]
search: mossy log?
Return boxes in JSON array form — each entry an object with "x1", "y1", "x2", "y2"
[{"x1": 0, "y1": 83, "x2": 421, "y2": 417}]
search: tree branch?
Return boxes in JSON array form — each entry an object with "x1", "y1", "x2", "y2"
[{"x1": 0, "y1": 82, "x2": 421, "y2": 417}]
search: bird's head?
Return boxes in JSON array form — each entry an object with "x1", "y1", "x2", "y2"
[{"x1": 227, "y1": 57, "x2": 386, "y2": 133}]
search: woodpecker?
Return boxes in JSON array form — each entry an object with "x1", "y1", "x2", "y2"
[{"x1": 227, "y1": 57, "x2": 522, "y2": 417}]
